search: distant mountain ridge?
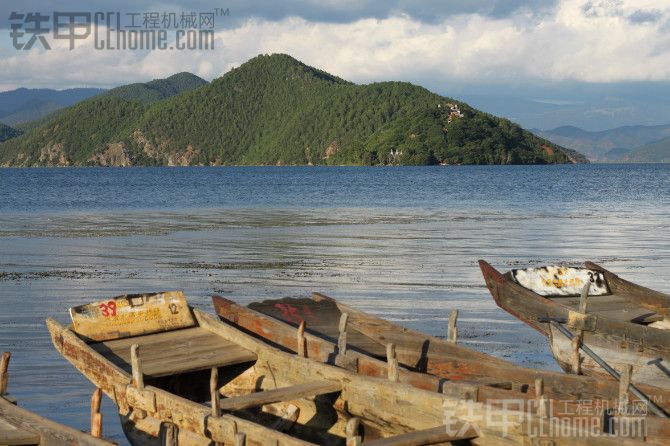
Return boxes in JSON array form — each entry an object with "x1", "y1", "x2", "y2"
[
  {"x1": 0, "y1": 73, "x2": 207, "y2": 137},
  {"x1": 0, "y1": 87, "x2": 105, "y2": 127},
  {"x1": 534, "y1": 124, "x2": 670, "y2": 162},
  {"x1": 102, "y1": 72, "x2": 208, "y2": 104},
  {"x1": 0, "y1": 54, "x2": 585, "y2": 167},
  {"x1": 620, "y1": 136, "x2": 670, "y2": 163}
]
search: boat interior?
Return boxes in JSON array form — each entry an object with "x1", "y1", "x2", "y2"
[
  {"x1": 510, "y1": 266, "x2": 669, "y2": 327},
  {"x1": 66, "y1": 292, "x2": 456, "y2": 445},
  {"x1": 249, "y1": 297, "x2": 389, "y2": 358}
]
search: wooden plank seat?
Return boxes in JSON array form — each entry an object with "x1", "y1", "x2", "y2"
[
  {"x1": 548, "y1": 294, "x2": 631, "y2": 309},
  {"x1": 218, "y1": 380, "x2": 342, "y2": 411},
  {"x1": 90, "y1": 327, "x2": 257, "y2": 378},
  {"x1": 548, "y1": 294, "x2": 664, "y2": 324}
]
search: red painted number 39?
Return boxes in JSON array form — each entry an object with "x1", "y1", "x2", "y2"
[{"x1": 99, "y1": 301, "x2": 117, "y2": 317}]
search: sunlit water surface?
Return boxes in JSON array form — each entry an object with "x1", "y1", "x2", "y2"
[{"x1": 1, "y1": 165, "x2": 669, "y2": 443}]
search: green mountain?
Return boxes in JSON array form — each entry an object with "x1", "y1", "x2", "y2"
[
  {"x1": 0, "y1": 123, "x2": 21, "y2": 142},
  {"x1": 10, "y1": 72, "x2": 207, "y2": 136},
  {"x1": 0, "y1": 54, "x2": 585, "y2": 167},
  {"x1": 102, "y1": 72, "x2": 208, "y2": 104},
  {"x1": 619, "y1": 136, "x2": 670, "y2": 163},
  {"x1": 2, "y1": 100, "x2": 63, "y2": 127}
]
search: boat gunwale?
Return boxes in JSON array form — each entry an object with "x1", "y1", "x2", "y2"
[
  {"x1": 45, "y1": 316, "x2": 319, "y2": 446},
  {"x1": 45, "y1": 296, "x2": 659, "y2": 446},
  {"x1": 479, "y1": 260, "x2": 670, "y2": 347},
  {"x1": 212, "y1": 294, "x2": 670, "y2": 418},
  {"x1": 0, "y1": 393, "x2": 115, "y2": 446}
]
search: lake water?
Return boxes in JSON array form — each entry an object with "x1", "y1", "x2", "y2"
[{"x1": 1, "y1": 164, "x2": 669, "y2": 443}]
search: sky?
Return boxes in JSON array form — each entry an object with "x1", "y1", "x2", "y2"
[{"x1": 1, "y1": 0, "x2": 670, "y2": 130}]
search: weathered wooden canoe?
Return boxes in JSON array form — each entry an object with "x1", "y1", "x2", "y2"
[
  {"x1": 0, "y1": 352, "x2": 114, "y2": 446},
  {"x1": 212, "y1": 294, "x2": 670, "y2": 443},
  {"x1": 479, "y1": 260, "x2": 670, "y2": 391},
  {"x1": 49, "y1": 291, "x2": 643, "y2": 446}
]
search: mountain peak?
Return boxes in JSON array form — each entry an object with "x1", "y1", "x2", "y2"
[
  {"x1": 161, "y1": 72, "x2": 207, "y2": 85},
  {"x1": 105, "y1": 72, "x2": 208, "y2": 104},
  {"x1": 165, "y1": 71, "x2": 204, "y2": 80},
  {"x1": 225, "y1": 53, "x2": 349, "y2": 85},
  {"x1": 1, "y1": 53, "x2": 583, "y2": 167},
  {"x1": 549, "y1": 125, "x2": 591, "y2": 137}
]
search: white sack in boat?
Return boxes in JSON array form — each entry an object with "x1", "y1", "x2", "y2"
[{"x1": 512, "y1": 266, "x2": 608, "y2": 296}]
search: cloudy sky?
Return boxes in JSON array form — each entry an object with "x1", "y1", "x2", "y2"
[{"x1": 2, "y1": 0, "x2": 670, "y2": 130}]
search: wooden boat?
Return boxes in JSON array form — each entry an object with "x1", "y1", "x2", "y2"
[
  {"x1": 0, "y1": 352, "x2": 113, "y2": 446},
  {"x1": 212, "y1": 294, "x2": 670, "y2": 443},
  {"x1": 47, "y1": 291, "x2": 641, "y2": 446},
  {"x1": 479, "y1": 260, "x2": 670, "y2": 391}
]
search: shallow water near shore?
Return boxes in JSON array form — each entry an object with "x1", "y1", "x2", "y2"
[{"x1": 1, "y1": 164, "x2": 669, "y2": 443}]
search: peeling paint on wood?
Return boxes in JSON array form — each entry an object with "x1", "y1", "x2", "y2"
[
  {"x1": 47, "y1": 292, "x2": 665, "y2": 446},
  {"x1": 69, "y1": 291, "x2": 195, "y2": 342},
  {"x1": 211, "y1": 295, "x2": 670, "y2": 444}
]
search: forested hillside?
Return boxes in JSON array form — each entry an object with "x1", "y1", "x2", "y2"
[
  {"x1": 0, "y1": 54, "x2": 584, "y2": 166},
  {"x1": 102, "y1": 72, "x2": 208, "y2": 104},
  {"x1": 0, "y1": 123, "x2": 21, "y2": 142}
]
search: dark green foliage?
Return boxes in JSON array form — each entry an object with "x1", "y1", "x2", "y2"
[
  {"x1": 11, "y1": 72, "x2": 207, "y2": 138},
  {"x1": 103, "y1": 72, "x2": 208, "y2": 104},
  {"x1": 0, "y1": 97, "x2": 144, "y2": 165},
  {"x1": 0, "y1": 123, "x2": 21, "y2": 142},
  {"x1": 0, "y1": 54, "x2": 582, "y2": 166},
  {"x1": 1, "y1": 101, "x2": 62, "y2": 128},
  {"x1": 14, "y1": 110, "x2": 62, "y2": 133}
]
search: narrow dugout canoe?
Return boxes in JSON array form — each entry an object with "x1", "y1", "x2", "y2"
[
  {"x1": 48, "y1": 291, "x2": 642, "y2": 446},
  {"x1": 212, "y1": 294, "x2": 670, "y2": 443},
  {"x1": 0, "y1": 352, "x2": 114, "y2": 446},
  {"x1": 479, "y1": 260, "x2": 670, "y2": 390}
]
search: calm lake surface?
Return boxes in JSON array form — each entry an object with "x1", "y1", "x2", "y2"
[{"x1": 1, "y1": 164, "x2": 669, "y2": 443}]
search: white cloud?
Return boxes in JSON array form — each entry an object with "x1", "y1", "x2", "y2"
[{"x1": 0, "y1": 0, "x2": 669, "y2": 90}]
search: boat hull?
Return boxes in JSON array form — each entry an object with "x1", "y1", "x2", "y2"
[
  {"x1": 549, "y1": 325, "x2": 670, "y2": 386},
  {"x1": 479, "y1": 260, "x2": 670, "y2": 390},
  {"x1": 212, "y1": 294, "x2": 670, "y2": 433}
]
